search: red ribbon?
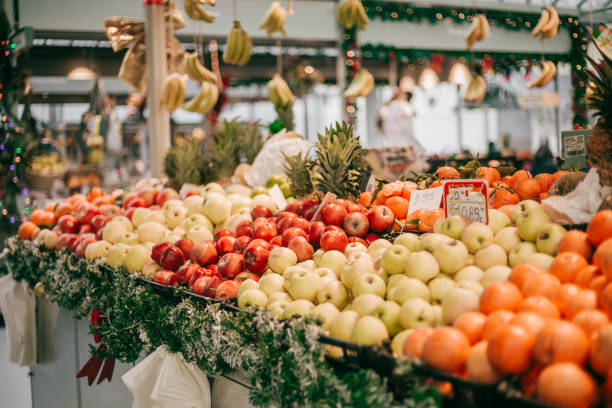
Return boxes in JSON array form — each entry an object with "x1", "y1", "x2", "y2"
[
  {"x1": 77, "y1": 310, "x2": 115, "y2": 385},
  {"x1": 430, "y1": 54, "x2": 445, "y2": 74}
]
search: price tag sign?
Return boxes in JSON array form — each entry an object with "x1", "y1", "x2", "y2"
[
  {"x1": 443, "y1": 180, "x2": 488, "y2": 224},
  {"x1": 408, "y1": 186, "x2": 444, "y2": 214},
  {"x1": 561, "y1": 129, "x2": 590, "y2": 170},
  {"x1": 268, "y1": 184, "x2": 288, "y2": 211}
]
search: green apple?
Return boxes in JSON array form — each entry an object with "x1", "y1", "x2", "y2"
[
  {"x1": 461, "y1": 223, "x2": 494, "y2": 254},
  {"x1": 347, "y1": 251, "x2": 373, "y2": 264},
  {"x1": 238, "y1": 288, "x2": 268, "y2": 309},
  {"x1": 131, "y1": 208, "x2": 151, "y2": 228},
  {"x1": 428, "y1": 276, "x2": 456, "y2": 305},
  {"x1": 341, "y1": 258, "x2": 375, "y2": 288},
  {"x1": 113, "y1": 216, "x2": 133, "y2": 232},
  {"x1": 536, "y1": 223, "x2": 567, "y2": 255},
  {"x1": 351, "y1": 316, "x2": 389, "y2": 346},
  {"x1": 511, "y1": 199, "x2": 541, "y2": 223},
  {"x1": 432, "y1": 240, "x2": 470, "y2": 275},
  {"x1": 433, "y1": 218, "x2": 444, "y2": 234},
  {"x1": 508, "y1": 242, "x2": 538, "y2": 267},
  {"x1": 103, "y1": 221, "x2": 128, "y2": 244},
  {"x1": 227, "y1": 194, "x2": 251, "y2": 215},
  {"x1": 310, "y1": 303, "x2": 340, "y2": 331},
  {"x1": 431, "y1": 304, "x2": 443, "y2": 327},
  {"x1": 494, "y1": 226, "x2": 522, "y2": 253},
  {"x1": 288, "y1": 269, "x2": 321, "y2": 301},
  {"x1": 162, "y1": 199, "x2": 183, "y2": 212},
  {"x1": 297, "y1": 260, "x2": 316, "y2": 271},
  {"x1": 388, "y1": 278, "x2": 431, "y2": 304},
  {"x1": 259, "y1": 273, "x2": 285, "y2": 296},
  {"x1": 316, "y1": 280, "x2": 349, "y2": 309},
  {"x1": 283, "y1": 299, "x2": 315, "y2": 318},
  {"x1": 106, "y1": 243, "x2": 130, "y2": 268},
  {"x1": 237, "y1": 278, "x2": 260, "y2": 298},
  {"x1": 405, "y1": 251, "x2": 440, "y2": 282},
  {"x1": 183, "y1": 195, "x2": 205, "y2": 216},
  {"x1": 481, "y1": 265, "x2": 512, "y2": 287},
  {"x1": 367, "y1": 239, "x2": 392, "y2": 257},
  {"x1": 440, "y1": 215, "x2": 468, "y2": 239},
  {"x1": 123, "y1": 245, "x2": 151, "y2": 273},
  {"x1": 314, "y1": 267, "x2": 338, "y2": 283},
  {"x1": 186, "y1": 224, "x2": 213, "y2": 244},
  {"x1": 85, "y1": 240, "x2": 112, "y2": 260},
  {"x1": 454, "y1": 265, "x2": 484, "y2": 283},
  {"x1": 203, "y1": 192, "x2": 232, "y2": 224},
  {"x1": 180, "y1": 213, "x2": 212, "y2": 232},
  {"x1": 526, "y1": 253, "x2": 554, "y2": 271},
  {"x1": 313, "y1": 249, "x2": 325, "y2": 266},
  {"x1": 250, "y1": 194, "x2": 278, "y2": 213},
  {"x1": 165, "y1": 205, "x2": 187, "y2": 229},
  {"x1": 441, "y1": 286, "x2": 479, "y2": 324},
  {"x1": 266, "y1": 292, "x2": 292, "y2": 307},
  {"x1": 282, "y1": 266, "x2": 308, "y2": 291},
  {"x1": 420, "y1": 233, "x2": 453, "y2": 252},
  {"x1": 268, "y1": 247, "x2": 298, "y2": 274},
  {"x1": 517, "y1": 209, "x2": 550, "y2": 242},
  {"x1": 370, "y1": 301, "x2": 402, "y2": 336},
  {"x1": 399, "y1": 298, "x2": 435, "y2": 329},
  {"x1": 387, "y1": 275, "x2": 409, "y2": 293},
  {"x1": 390, "y1": 329, "x2": 413, "y2": 358},
  {"x1": 118, "y1": 231, "x2": 139, "y2": 245},
  {"x1": 329, "y1": 310, "x2": 360, "y2": 341},
  {"x1": 457, "y1": 280, "x2": 484, "y2": 296},
  {"x1": 474, "y1": 244, "x2": 507, "y2": 270},
  {"x1": 319, "y1": 250, "x2": 347, "y2": 278},
  {"x1": 488, "y1": 209, "x2": 511, "y2": 234},
  {"x1": 394, "y1": 233, "x2": 422, "y2": 252},
  {"x1": 204, "y1": 181, "x2": 225, "y2": 195},
  {"x1": 351, "y1": 293, "x2": 385, "y2": 316},
  {"x1": 144, "y1": 210, "x2": 166, "y2": 225},
  {"x1": 141, "y1": 261, "x2": 161, "y2": 277},
  {"x1": 344, "y1": 242, "x2": 367, "y2": 258},
  {"x1": 382, "y1": 245, "x2": 410, "y2": 275},
  {"x1": 352, "y1": 273, "x2": 386, "y2": 297}
]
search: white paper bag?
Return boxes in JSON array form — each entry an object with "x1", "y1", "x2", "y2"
[
  {"x1": 0, "y1": 274, "x2": 37, "y2": 366},
  {"x1": 122, "y1": 347, "x2": 167, "y2": 408}
]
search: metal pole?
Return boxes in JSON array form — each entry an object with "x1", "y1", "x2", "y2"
[{"x1": 144, "y1": 0, "x2": 170, "y2": 178}]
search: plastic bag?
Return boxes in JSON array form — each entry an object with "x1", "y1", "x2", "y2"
[{"x1": 0, "y1": 274, "x2": 36, "y2": 366}]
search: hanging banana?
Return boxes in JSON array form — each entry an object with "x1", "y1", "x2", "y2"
[
  {"x1": 531, "y1": 7, "x2": 559, "y2": 40},
  {"x1": 182, "y1": 81, "x2": 219, "y2": 114},
  {"x1": 337, "y1": 0, "x2": 369, "y2": 30},
  {"x1": 160, "y1": 73, "x2": 186, "y2": 113},
  {"x1": 527, "y1": 61, "x2": 557, "y2": 88},
  {"x1": 267, "y1": 74, "x2": 295, "y2": 106},
  {"x1": 344, "y1": 69, "x2": 375, "y2": 98},
  {"x1": 465, "y1": 14, "x2": 489, "y2": 50},
  {"x1": 184, "y1": 52, "x2": 216, "y2": 83},
  {"x1": 260, "y1": 2, "x2": 288, "y2": 36},
  {"x1": 184, "y1": 0, "x2": 216, "y2": 23},
  {"x1": 463, "y1": 75, "x2": 486, "y2": 104},
  {"x1": 223, "y1": 21, "x2": 252, "y2": 66}
]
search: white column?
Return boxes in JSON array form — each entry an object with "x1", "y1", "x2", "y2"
[{"x1": 144, "y1": 0, "x2": 170, "y2": 178}]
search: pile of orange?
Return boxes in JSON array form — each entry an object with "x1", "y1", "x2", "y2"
[
  {"x1": 402, "y1": 209, "x2": 612, "y2": 407},
  {"x1": 489, "y1": 169, "x2": 568, "y2": 209}
]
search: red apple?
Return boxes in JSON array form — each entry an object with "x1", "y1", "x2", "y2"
[
  {"x1": 71, "y1": 233, "x2": 95, "y2": 253},
  {"x1": 174, "y1": 238, "x2": 195, "y2": 259},
  {"x1": 276, "y1": 217, "x2": 294, "y2": 233},
  {"x1": 215, "y1": 280, "x2": 240, "y2": 300},
  {"x1": 288, "y1": 236, "x2": 314, "y2": 262},
  {"x1": 252, "y1": 221, "x2": 277, "y2": 241},
  {"x1": 79, "y1": 224, "x2": 92, "y2": 234},
  {"x1": 99, "y1": 204, "x2": 122, "y2": 217},
  {"x1": 348, "y1": 236, "x2": 368, "y2": 247},
  {"x1": 90, "y1": 214, "x2": 108, "y2": 232},
  {"x1": 234, "y1": 271, "x2": 260, "y2": 283},
  {"x1": 251, "y1": 205, "x2": 273, "y2": 219},
  {"x1": 244, "y1": 245, "x2": 270, "y2": 274},
  {"x1": 324, "y1": 225, "x2": 343, "y2": 233},
  {"x1": 204, "y1": 276, "x2": 222, "y2": 297},
  {"x1": 329, "y1": 199, "x2": 349, "y2": 210},
  {"x1": 160, "y1": 246, "x2": 186, "y2": 270},
  {"x1": 80, "y1": 205, "x2": 102, "y2": 225},
  {"x1": 286, "y1": 202, "x2": 302, "y2": 214},
  {"x1": 207, "y1": 264, "x2": 218, "y2": 276},
  {"x1": 188, "y1": 268, "x2": 205, "y2": 289},
  {"x1": 236, "y1": 220, "x2": 253, "y2": 237},
  {"x1": 74, "y1": 201, "x2": 92, "y2": 221},
  {"x1": 137, "y1": 187, "x2": 158, "y2": 206},
  {"x1": 289, "y1": 217, "x2": 310, "y2": 231},
  {"x1": 155, "y1": 188, "x2": 179, "y2": 206},
  {"x1": 347, "y1": 202, "x2": 365, "y2": 213},
  {"x1": 234, "y1": 236, "x2": 251, "y2": 253},
  {"x1": 58, "y1": 215, "x2": 79, "y2": 233},
  {"x1": 214, "y1": 229, "x2": 235, "y2": 241},
  {"x1": 276, "y1": 211, "x2": 298, "y2": 220},
  {"x1": 269, "y1": 236, "x2": 282, "y2": 246},
  {"x1": 218, "y1": 253, "x2": 245, "y2": 279},
  {"x1": 192, "y1": 275, "x2": 213, "y2": 295},
  {"x1": 281, "y1": 227, "x2": 308, "y2": 247},
  {"x1": 321, "y1": 203, "x2": 347, "y2": 226},
  {"x1": 342, "y1": 211, "x2": 369, "y2": 236},
  {"x1": 367, "y1": 205, "x2": 395, "y2": 232},
  {"x1": 245, "y1": 238, "x2": 268, "y2": 251},
  {"x1": 76, "y1": 236, "x2": 97, "y2": 257},
  {"x1": 365, "y1": 233, "x2": 381, "y2": 245},
  {"x1": 302, "y1": 207, "x2": 318, "y2": 221},
  {"x1": 299, "y1": 199, "x2": 320, "y2": 215},
  {"x1": 190, "y1": 241, "x2": 218, "y2": 266},
  {"x1": 307, "y1": 221, "x2": 325, "y2": 246},
  {"x1": 122, "y1": 192, "x2": 138, "y2": 209},
  {"x1": 154, "y1": 270, "x2": 178, "y2": 286},
  {"x1": 95, "y1": 229, "x2": 103, "y2": 240},
  {"x1": 124, "y1": 207, "x2": 137, "y2": 220},
  {"x1": 177, "y1": 263, "x2": 203, "y2": 284},
  {"x1": 320, "y1": 229, "x2": 348, "y2": 252},
  {"x1": 152, "y1": 242, "x2": 173, "y2": 263},
  {"x1": 216, "y1": 236, "x2": 236, "y2": 255},
  {"x1": 125, "y1": 196, "x2": 147, "y2": 209},
  {"x1": 57, "y1": 233, "x2": 78, "y2": 251}
]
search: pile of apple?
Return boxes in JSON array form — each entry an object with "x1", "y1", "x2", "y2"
[{"x1": 236, "y1": 199, "x2": 570, "y2": 350}]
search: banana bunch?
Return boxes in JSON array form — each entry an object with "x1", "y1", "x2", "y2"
[
  {"x1": 182, "y1": 81, "x2": 219, "y2": 114},
  {"x1": 184, "y1": 52, "x2": 216, "y2": 83},
  {"x1": 223, "y1": 21, "x2": 252, "y2": 66},
  {"x1": 160, "y1": 73, "x2": 186, "y2": 113},
  {"x1": 463, "y1": 75, "x2": 486, "y2": 104},
  {"x1": 532, "y1": 7, "x2": 560, "y2": 39},
  {"x1": 260, "y1": 2, "x2": 288, "y2": 36},
  {"x1": 184, "y1": 0, "x2": 216, "y2": 23},
  {"x1": 337, "y1": 0, "x2": 369, "y2": 30},
  {"x1": 465, "y1": 14, "x2": 489, "y2": 50},
  {"x1": 267, "y1": 74, "x2": 295, "y2": 106},
  {"x1": 527, "y1": 61, "x2": 557, "y2": 88},
  {"x1": 344, "y1": 69, "x2": 374, "y2": 98}
]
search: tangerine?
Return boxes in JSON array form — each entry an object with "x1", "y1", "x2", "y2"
[
  {"x1": 587, "y1": 210, "x2": 612, "y2": 246},
  {"x1": 532, "y1": 320, "x2": 589, "y2": 366},
  {"x1": 558, "y1": 230, "x2": 593, "y2": 261},
  {"x1": 536, "y1": 363, "x2": 595, "y2": 408},
  {"x1": 479, "y1": 281, "x2": 523, "y2": 314},
  {"x1": 453, "y1": 312, "x2": 487, "y2": 345},
  {"x1": 549, "y1": 252, "x2": 588, "y2": 283},
  {"x1": 487, "y1": 324, "x2": 535, "y2": 374},
  {"x1": 421, "y1": 327, "x2": 470, "y2": 373}
]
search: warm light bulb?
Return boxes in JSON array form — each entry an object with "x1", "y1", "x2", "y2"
[
  {"x1": 448, "y1": 62, "x2": 471, "y2": 85},
  {"x1": 418, "y1": 68, "x2": 439, "y2": 89}
]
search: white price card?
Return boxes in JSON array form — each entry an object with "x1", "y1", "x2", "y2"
[
  {"x1": 407, "y1": 186, "x2": 444, "y2": 214},
  {"x1": 443, "y1": 180, "x2": 489, "y2": 224},
  {"x1": 268, "y1": 184, "x2": 288, "y2": 211}
]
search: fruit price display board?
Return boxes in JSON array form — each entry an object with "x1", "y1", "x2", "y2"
[{"x1": 443, "y1": 180, "x2": 488, "y2": 224}]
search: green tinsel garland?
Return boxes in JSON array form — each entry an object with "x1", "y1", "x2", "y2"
[{"x1": 0, "y1": 238, "x2": 441, "y2": 408}]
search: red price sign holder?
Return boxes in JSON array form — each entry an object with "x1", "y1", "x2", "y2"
[{"x1": 443, "y1": 180, "x2": 489, "y2": 224}]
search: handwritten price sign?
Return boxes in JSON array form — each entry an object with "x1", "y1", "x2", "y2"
[
  {"x1": 408, "y1": 186, "x2": 444, "y2": 214},
  {"x1": 443, "y1": 180, "x2": 488, "y2": 224}
]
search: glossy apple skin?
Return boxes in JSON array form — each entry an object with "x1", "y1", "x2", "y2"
[
  {"x1": 321, "y1": 203, "x2": 348, "y2": 226},
  {"x1": 90, "y1": 214, "x2": 108, "y2": 232},
  {"x1": 367, "y1": 205, "x2": 395, "y2": 232},
  {"x1": 79, "y1": 224, "x2": 92, "y2": 234},
  {"x1": 204, "y1": 276, "x2": 222, "y2": 297},
  {"x1": 251, "y1": 205, "x2": 273, "y2": 219},
  {"x1": 188, "y1": 268, "x2": 205, "y2": 289},
  {"x1": 208, "y1": 264, "x2": 218, "y2": 276},
  {"x1": 347, "y1": 202, "x2": 365, "y2": 213},
  {"x1": 289, "y1": 217, "x2": 310, "y2": 231},
  {"x1": 80, "y1": 205, "x2": 103, "y2": 225},
  {"x1": 234, "y1": 271, "x2": 260, "y2": 283},
  {"x1": 124, "y1": 207, "x2": 137, "y2": 220},
  {"x1": 288, "y1": 236, "x2": 314, "y2": 262},
  {"x1": 281, "y1": 227, "x2": 308, "y2": 247},
  {"x1": 177, "y1": 263, "x2": 203, "y2": 284},
  {"x1": 320, "y1": 229, "x2": 349, "y2": 252},
  {"x1": 365, "y1": 233, "x2": 381, "y2": 245},
  {"x1": 57, "y1": 233, "x2": 76, "y2": 251},
  {"x1": 155, "y1": 188, "x2": 179, "y2": 207},
  {"x1": 269, "y1": 236, "x2": 282, "y2": 247},
  {"x1": 218, "y1": 253, "x2": 245, "y2": 279},
  {"x1": 125, "y1": 196, "x2": 148, "y2": 209},
  {"x1": 215, "y1": 280, "x2": 240, "y2": 300},
  {"x1": 252, "y1": 221, "x2": 278, "y2": 242},
  {"x1": 245, "y1": 239, "x2": 268, "y2": 252},
  {"x1": 216, "y1": 236, "x2": 237, "y2": 256},
  {"x1": 236, "y1": 220, "x2": 253, "y2": 237},
  {"x1": 160, "y1": 246, "x2": 186, "y2": 271},
  {"x1": 276, "y1": 217, "x2": 294, "y2": 233},
  {"x1": 190, "y1": 241, "x2": 218, "y2": 266},
  {"x1": 58, "y1": 215, "x2": 79, "y2": 234},
  {"x1": 342, "y1": 211, "x2": 370, "y2": 236},
  {"x1": 154, "y1": 270, "x2": 178, "y2": 286},
  {"x1": 233, "y1": 236, "x2": 251, "y2": 253},
  {"x1": 214, "y1": 229, "x2": 235, "y2": 241},
  {"x1": 137, "y1": 187, "x2": 158, "y2": 206},
  {"x1": 192, "y1": 275, "x2": 212, "y2": 295},
  {"x1": 71, "y1": 233, "x2": 95, "y2": 253},
  {"x1": 276, "y1": 211, "x2": 298, "y2": 220},
  {"x1": 152, "y1": 242, "x2": 173, "y2": 263},
  {"x1": 299, "y1": 200, "x2": 320, "y2": 217},
  {"x1": 348, "y1": 236, "x2": 368, "y2": 247},
  {"x1": 244, "y1": 245, "x2": 270, "y2": 275},
  {"x1": 175, "y1": 238, "x2": 195, "y2": 259},
  {"x1": 307, "y1": 221, "x2": 325, "y2": 246},
  {"x1": 76, "y1": 237, "x2": 97, "y2": 257},
  {"x1": 285, "y1": 202, "x2": 302, "y2": 214}
]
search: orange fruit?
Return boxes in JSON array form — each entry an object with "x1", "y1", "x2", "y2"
[
  {"x1": 554, "y1": 283, "x2": 581, "y2": 316},
  {"x1": 600, "y1": 283, "x2": 612, "y2": 319},
  {"x1": 518, "y1": 296, "x2": 560, "y2": 319},
  {"x1": 549, "y1": 252, "x2": 588, "y2": 283},
  {"x1": 532, "y1": 320, "x2": 589, "y2": 366},
  {"x1": 359, "y1": 192, "x2": 372, "y2": 207},
  {"x1": 385, "y1": 196, "x2": 409, "y2": 219},
  {"x1": 594, "y1": 239, "x2": 612, "y2": 281},
  {"x1": 508, "y1": 263, "x2": 545, "y2": 289},
  {"x1": 552, "y1": 170, "x2": 569, "y2": 180},
  {"x1": 436, "y1": 166, "x2": 460, "y2": 180},
  {"x1": 453, "y1": 312, "x2": 487, "y2": 345},
  {"x1": 479, "y1": 281, "x2": 523, "y2": 314},
  {"x1": 511, "y1": 312, "x2": 547, "y2": 337},
  {"x1": 510, "y1": 170, "x2": 532, "y2": 189},
  {"x1": 418, "y1": 209, "x2": 444, "y2": 232},
  {"x1": 558, "y1": 230, "x2": 593, "y2": 261},
  {"x1": 573, "y1": 310, "x2": 608, "y2": 339},
  {"x1": 487, "y1": 324, "x2": 535, "y2": 374},
  {"x1": 591, "y1": 324, "x2": 612, "y2": 375},
  {"x1": 515, "y1": 178, "x2": 541, "y2": 200},
  {"x1": 482, "y1": 310, "x2": 515, "y2": 340},
  {"x1": 18, "y1": 221, "x2": 38, "y2": 240},
  {"x1": 476, "y1": 167, "x2": 501, "y2": 185},
  {"x1": 54, "y1": 201, "x2": 73, "y2": 219},
  {"x1": 29, "y1": 209, "x2": 46, "y2": 225},
  {"x1": 565, "y1": 289, "x2": 597, "y2": 320},
  {"x1": 466, "y1": 341, "x2": 503, "y2": 383},
  {"x1": 536, "y1": 363, "x2": 595, "y2": 408},
  {"x1": 574, "y1": 265, "x2": 601, "y2": 288},
  {"x1": 591, "y1": 275, "x2": 608, "y2": 297},
  {"x1": 521, "y1": 272, "x2": 561, "y2": 300},
  {"x1": 534, "y1": 173, "x2": 555, "y2": 193},
  {"x1": 489, "y1": 187, "x2": 520, "y2": 209},
  {"x1": 402, "y1": 327, "x2": 434, "y2": 358},
  {"x1": 403, "y1": 209, "x2": 424, "y2": 230},
  {"x1": 43, "y1": 203, "x2": 55, "y2": 212},
  {"x1": 421, "y1": 327, "x2": 471, "y2": 373},
  {"x1": 87, "y1": 186, "x2": 104, "y2": 202},
  {"x1": 587, "y1": 210, "x2": 612, "y2": 247}
]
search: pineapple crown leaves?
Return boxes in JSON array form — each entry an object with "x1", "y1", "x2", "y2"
[
  {"x1": 282, "y1": 150, "x2": 314, "y2": 198},
  {"x1": 584, "y1": 41, "x2": 612, "y2": 120},
  {"x1": 164, "y1": 138, "x2": 205, "y2": 189}
]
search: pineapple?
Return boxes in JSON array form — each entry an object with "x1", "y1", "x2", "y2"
[
  {"x1": 275, "y1": 103, "x2": 295, "y2": 131},
  {"x1": 164, "y1": 139, "x2": 204, "y2": 189},
  {"x1": 312, "y1": 122, "x2": 367, "y2": 199},
  {"x1": 282, "y1": 151, "x2": 313, "y2": 198},
  {"x1": 203, "y1": 121, "x2": 238, "y2": 181},
  {"x1": 585, "y1": 41, "x2": 612, "y2": 185}
]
